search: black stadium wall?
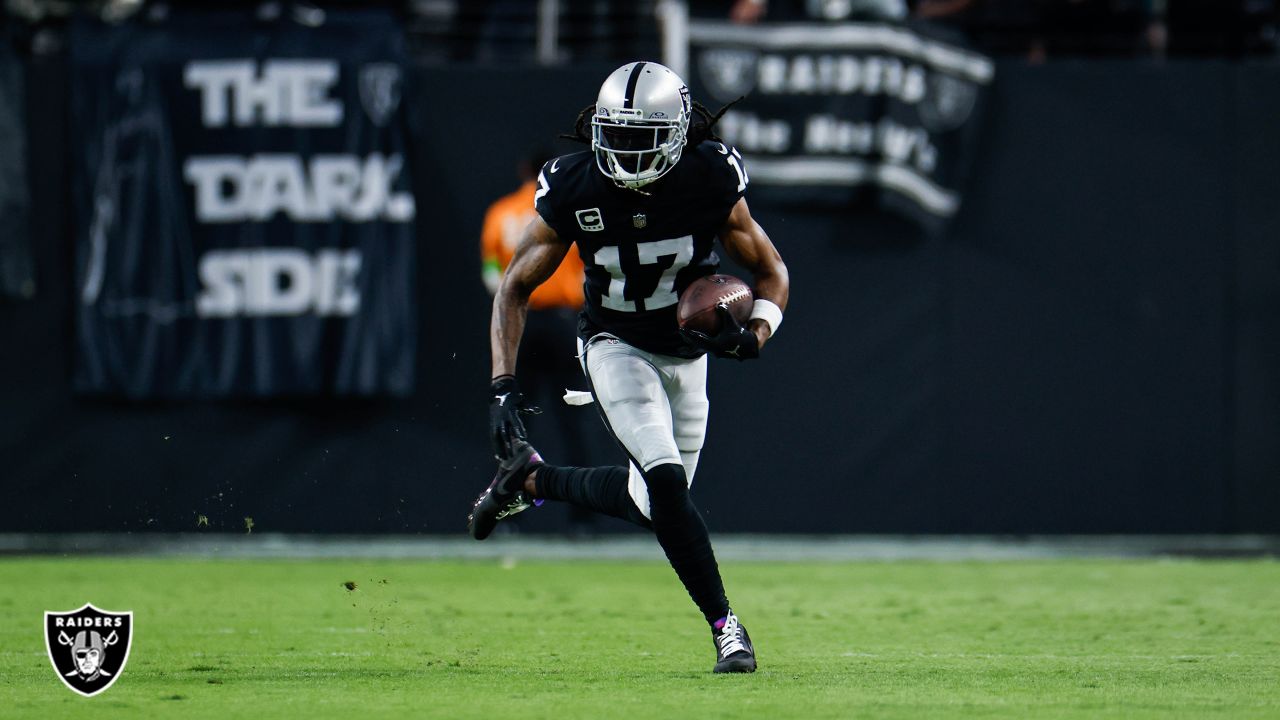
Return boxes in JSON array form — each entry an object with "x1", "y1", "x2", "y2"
[{"x1": 2, "y1": 56, "x2": 1278, "y2": 534}]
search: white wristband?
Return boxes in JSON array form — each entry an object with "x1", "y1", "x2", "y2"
[{"x1": 749, "y1": 298, "x2": 783, "y2": 335}]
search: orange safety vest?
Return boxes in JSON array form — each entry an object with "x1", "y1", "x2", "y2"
[{"x1": 480, "y1": 179, "x2": 585, "y2": 311}]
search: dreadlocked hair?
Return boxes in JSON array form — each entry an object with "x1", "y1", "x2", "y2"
[
  {"x1": 558, "y1": 97, "x2": 745, "y2": 146},
  {"x1": 559, "y1": 103, "x2": 599, "y2": 144}
]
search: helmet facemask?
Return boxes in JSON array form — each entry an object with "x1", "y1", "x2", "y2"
[
  {"x1": 592, "y1": 107, "x2": 688, "y2": 189},
  {"x1": 591, "y1": 106, "x2": 691, "y2": 188}
]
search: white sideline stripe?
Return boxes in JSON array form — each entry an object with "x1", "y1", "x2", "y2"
[
  {"x1": 745, "y1": 157, "x2": 960, "y2": 215},
  {"x1": 688, "y1": 21, "x2": 995, "y2": 83},
  {"x1": 1, "y1": 534, "x2": 1276, "y2": 561}
]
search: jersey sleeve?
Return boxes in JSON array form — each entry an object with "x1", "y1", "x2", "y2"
[
  {"x1": 702, "y1": 141, "x2": 749, "y2": 221},
  {"x1": 532, "y1": 159, "x2": 565, "y2": 236}
]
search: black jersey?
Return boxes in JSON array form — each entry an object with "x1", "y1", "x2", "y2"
[{"x1": 535, "y1": 140, "x2": 749, "y2": 358}]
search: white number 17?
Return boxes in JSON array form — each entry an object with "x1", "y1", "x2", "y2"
[{"x1": 593, "y1": 235, "x2": 694, "y2": 312}]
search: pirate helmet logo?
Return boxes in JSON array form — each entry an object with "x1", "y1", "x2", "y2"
[{"x1": 44, "y1": 603, "x2": 133, "y2": 697}]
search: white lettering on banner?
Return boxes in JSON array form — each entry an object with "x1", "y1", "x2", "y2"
[
  {"x1": 184, "y1": 60, "x2": 343, "y2": 128},
  {"x1": 877, "y1": 119, "x2": 937, "y2": 173},
  {"x1": 688, "y1": 20, "x2": 993, "y2": 222},
  {"x1": 717, "y1": 113, "x2": 939, "y2": 175},
  {"x1": 803, "y1": 114, "x2": 875, "y2": 155},
  {"x1": 183, "y1": 154, "x2": 416, "y2": 223},
  {"x1": 717, "y1": 111, "x2": 792, "y2": 154},
  {"x1": 196, "y1": 248, "x2": 361, "y2": 318},
  {"x1": 756, "y1": 54, "x2": 926, "y2": 101},
  {"x1": 799, "y1": 117, "x2": 936, "y2": 173}
]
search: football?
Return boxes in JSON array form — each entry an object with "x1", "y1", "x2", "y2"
[{"x1": 677, "y1": 274, "x2": 753, "y2": 335}]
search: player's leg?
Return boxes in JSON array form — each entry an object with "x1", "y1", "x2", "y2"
[
  {"x1": 522, "y1": 335, "x2": 657, "y2": 528},
  {"x1": 467, "y1": 441, "x2": 544, "y2": 540},
  {"x1": 530, "y1": 464, "x2": 652, "y2": 529},
  {"x1": 470, "y1": 446, "x2": 650, "y2": 538},
  {"x1": 579, "y1": 340, "x2": 732, "y2": 629},
  {"x1": 524, "y1": 334, "x2": 668, "y2": 529},
  {"x1": 609, "y1": 353, "x2": 706, "y2": 516},
  {"x1": 650, "y1": 351, "x2": 756, "y2": 673},
  {"x1": 516, "y1": 337, "x2": 756, "y2": 672},
  {"x1": 666, "y1": 352, "x2": 709, "y2": 483},
  {"x1": 468, "y1": 331, "x2": 645, "y2": 538}
]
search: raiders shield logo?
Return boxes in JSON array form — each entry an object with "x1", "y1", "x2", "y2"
[
  {"x1": 918, "y1": 73, "x2": 980, "y2": 133},
  {"x1": 44, "y1": 603, "x2": 133, "y2": 697},
  {"x1": 696, "y1": 48, "x2": 759, "y2": 105},
  {"x1": 359, "y1": 63, "x2": 403, "y2": 127}
]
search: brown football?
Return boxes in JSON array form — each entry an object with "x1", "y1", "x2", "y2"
[{"x1": 677, "y1": 274, "x2": 753, "y2": 335}]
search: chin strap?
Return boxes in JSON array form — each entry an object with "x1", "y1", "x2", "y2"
[{"x1": 619, "y1": 183, "x2": 653, "y2": 196}]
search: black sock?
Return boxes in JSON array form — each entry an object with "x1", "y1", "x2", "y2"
[
  {"x1": 535, "y1": 462, "x2": 730, "y2": 626},
  {"x1": 534, "y1": 464, "x2": 653, "y2": 530},
  {"x1": 641, "y1": 463, "x2": 730, "y2": 626}
]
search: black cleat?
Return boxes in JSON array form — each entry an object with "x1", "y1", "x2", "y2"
[
  {"x1": 712, "y1": 610, "x2": 757, "y2": 673},
  {"x1": 467, "y1": 441, "x2": 543, "y2": 540}
]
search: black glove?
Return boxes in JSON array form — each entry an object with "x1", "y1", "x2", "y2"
[
  {"x1": 679, "y1": 305, "x2": 760, "y2": 361},
  {"x1": 489, "y1": 375, "x2": 540, "y2": 460}
]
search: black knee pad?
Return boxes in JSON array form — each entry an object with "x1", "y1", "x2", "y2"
[{"x1": 643, "y1": 463, "x2": 690, "y2": 513}]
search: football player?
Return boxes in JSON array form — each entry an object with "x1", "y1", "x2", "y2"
[{"x1": 468, "y1": 61, "x2": 789, "y2": 674}]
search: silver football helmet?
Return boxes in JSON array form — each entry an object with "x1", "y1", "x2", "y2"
[{"x1": 591, "y1": 61, "x2": 692, "y2": 189}]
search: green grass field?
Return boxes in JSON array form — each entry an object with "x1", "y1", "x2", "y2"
[{"x1": 1, "y1": 556, "x2": 1278, "y2": 719}]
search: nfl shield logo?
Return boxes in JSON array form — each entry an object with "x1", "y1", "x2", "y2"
[
  {"x1": 45, "y1": 603, "x2": 134, "y2": 697},
  {"x1": 632, "y1": 213, "x2": 647, "y2": 229}
]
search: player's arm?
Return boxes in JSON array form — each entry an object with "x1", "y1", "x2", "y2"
[
  {"x1": 490, "y1": 214, "x2": 571, "y2": 377},
  {"x1": 488, "y1": 215, "x2": 570, "y2": 458},
  {"x1": 718, "y1": 197, "x2": 789, "y2": 351}
]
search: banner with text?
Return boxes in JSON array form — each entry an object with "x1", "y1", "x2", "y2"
[
  {"x1": 687, "y1": 21, "x2": 994, "y2": 232},
  {"x1": 70, "y1": 10, "x2": 415, "y2": 397}
]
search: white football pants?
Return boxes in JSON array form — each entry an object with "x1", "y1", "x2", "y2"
[{"x1": 577, "y1": 335, "x2": 709, "y2": 520}]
